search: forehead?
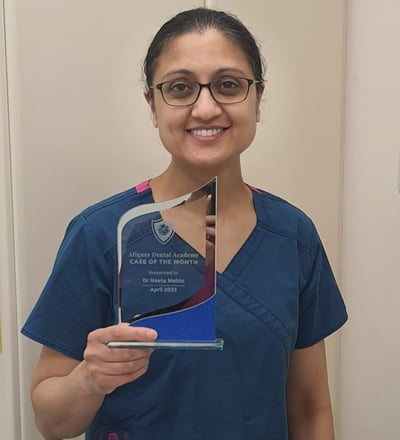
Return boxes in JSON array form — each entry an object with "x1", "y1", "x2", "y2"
[{"x1": 153, "y1": 29, "x2": 253, "y2": 80}]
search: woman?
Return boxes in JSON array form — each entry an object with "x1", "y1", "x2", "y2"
[{"x1": 22, "y1": 8, "x2": 347, "y2": 440}]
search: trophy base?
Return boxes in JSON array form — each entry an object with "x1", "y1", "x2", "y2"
[{"x1": 107, "y1": 338, "x2": 224, "y2": 350}]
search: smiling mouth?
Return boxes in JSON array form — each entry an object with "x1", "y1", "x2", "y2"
[{"x1": 190, "y1": 128, "x2": 224, "y2": 137}]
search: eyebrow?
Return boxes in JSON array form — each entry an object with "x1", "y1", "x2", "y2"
[{"x1": 161, "y1": 67, "x2": 249, "y2": 79}]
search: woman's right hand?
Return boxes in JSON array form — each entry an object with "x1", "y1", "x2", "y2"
[
  {"x1": 30, "y1": 325, "x2": 157, "y2": 439},
  {"x1": 82, "y1": 324, "x2": 158, "y2": 395}
]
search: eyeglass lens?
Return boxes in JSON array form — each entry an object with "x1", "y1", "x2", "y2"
[{"x1": 160, "y1": 77, "x2": 252, "y2": 106}]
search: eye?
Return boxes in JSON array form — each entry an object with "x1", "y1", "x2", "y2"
[
  {"x1": 214, "y1": 77, "x2": 243, "y2": 95},
  {"x1": 164, "y1": 80, "x2": 195, "y2": 97}
]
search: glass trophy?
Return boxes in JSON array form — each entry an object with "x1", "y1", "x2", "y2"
[{"x1": 107, "y1": 177, "x2": 223, "y2": 350}]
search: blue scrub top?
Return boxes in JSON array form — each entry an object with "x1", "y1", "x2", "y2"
[{"x1": 22, "y1": 181, "x2": 347, "y2": 440}]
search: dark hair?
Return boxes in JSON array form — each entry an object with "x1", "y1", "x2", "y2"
[{"x1": 143, "y1": 8, "x2": 266, "y2": 99}]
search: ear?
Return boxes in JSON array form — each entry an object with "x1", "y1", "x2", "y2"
[
  {"x1": 144, "y1": 91, "x2": 158, "y2": 128},
  {"x1": 150, "y1": 108, "x2": 158, "y2": 128},
  {"x1": 256, "y1": 86, "x2": 265, "y2": 123},
  {"x1": 256, "y1": 105, "x2": 261, "y2": 122},
  {"x1": 256, "y1": 98, "x2": 262, "y2": 122}
]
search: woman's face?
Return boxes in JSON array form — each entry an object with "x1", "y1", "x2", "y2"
[{"x1": 146, "y1": 29, "x2": 263, "y2": 173}]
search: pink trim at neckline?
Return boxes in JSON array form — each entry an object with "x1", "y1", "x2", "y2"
[{"x1": 135, "y1": 180, "x2": 151, "y2": 193}]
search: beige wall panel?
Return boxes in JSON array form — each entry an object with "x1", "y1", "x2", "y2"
[{"x1": 340, "y1": 1, "x2": 400, "y2": 438}]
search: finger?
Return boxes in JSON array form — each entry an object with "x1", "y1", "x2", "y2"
[
  {"x1": 104, "y1": 362, "x2": 151, "y2": 390},
  {"x1": 83, "y1": 356, "x2": 151, "y2": 394},
  {"x1": 86, "y1": 325, "x2": 157, "y2": 364},
  {"x1": 90, "y1": 324, "x2": 158, "y2": 345},
  {"x1": 206, "y1": 226, "x2": 215, "y2": 237},
  {"x1": 206, "y1": 214, "x2": 215, "y2": 226},
  {"x1": 100, "y1": 356, "x2": 151, "y2": 376},
  {"x1": 87, "y1": 354, "x2": 152, "y2": 377}
]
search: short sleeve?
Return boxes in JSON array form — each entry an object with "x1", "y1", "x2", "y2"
[
  {"x1": 295, "y1": 226, "x2": 348, "y2": 349},
  {"x1": 21, "y1": 215, "x2": 115, "y2": 360}
]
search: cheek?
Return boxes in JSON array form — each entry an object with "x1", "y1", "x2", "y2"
[
  {"x1": 246, "y1": 123, "x2": 258, "y2": 148},
  {"x1": 241, "y1": 112, "x2": 258, "y2": 148},
  {"x1": 243, "y1": 104, "x2": 259, "y2": 129}
]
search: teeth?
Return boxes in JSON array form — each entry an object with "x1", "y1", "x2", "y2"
[{"x1": 192, "y1": 128, "x2": 222, "y2": 137}]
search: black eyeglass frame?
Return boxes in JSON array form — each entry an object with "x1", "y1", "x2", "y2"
[{"x1": 149, "y1": 77, "x2": 263, "y2": 107}]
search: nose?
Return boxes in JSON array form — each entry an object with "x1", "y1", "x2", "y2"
[{"x1": 191, "y1": 85, "x2": 222, "y2": 120}]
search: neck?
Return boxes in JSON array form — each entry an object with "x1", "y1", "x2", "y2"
[
  {"x1": 150, "y1": 161, "x2": 251, "y2": 210},
  {"x1": 150, "y1": 162, "x2": 252, "y2": 215}
]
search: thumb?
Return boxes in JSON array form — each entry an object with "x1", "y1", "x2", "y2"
[{"x1": 127, "y1": 325, "x2": 158, "y2": 341}]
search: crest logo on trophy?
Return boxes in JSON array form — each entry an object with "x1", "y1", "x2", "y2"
[{"x1": 151, "y1": 218, "x2": 174, "y2": 245}]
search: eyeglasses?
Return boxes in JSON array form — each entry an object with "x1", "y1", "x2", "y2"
[{"x1": 149, "y1": 77, "x2": 262, "y2": 107}]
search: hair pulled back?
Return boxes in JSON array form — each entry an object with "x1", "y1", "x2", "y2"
[{"x1": 143, "y1": 8, "x2": 265, "y2": 99}]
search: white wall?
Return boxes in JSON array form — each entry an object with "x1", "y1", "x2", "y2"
[
  {"x1": 339, "y1": 1, "x2": 400, "y2": 439},
  {"x1": 1, "y1": 1, "x2": 346, "y2": 438}
]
